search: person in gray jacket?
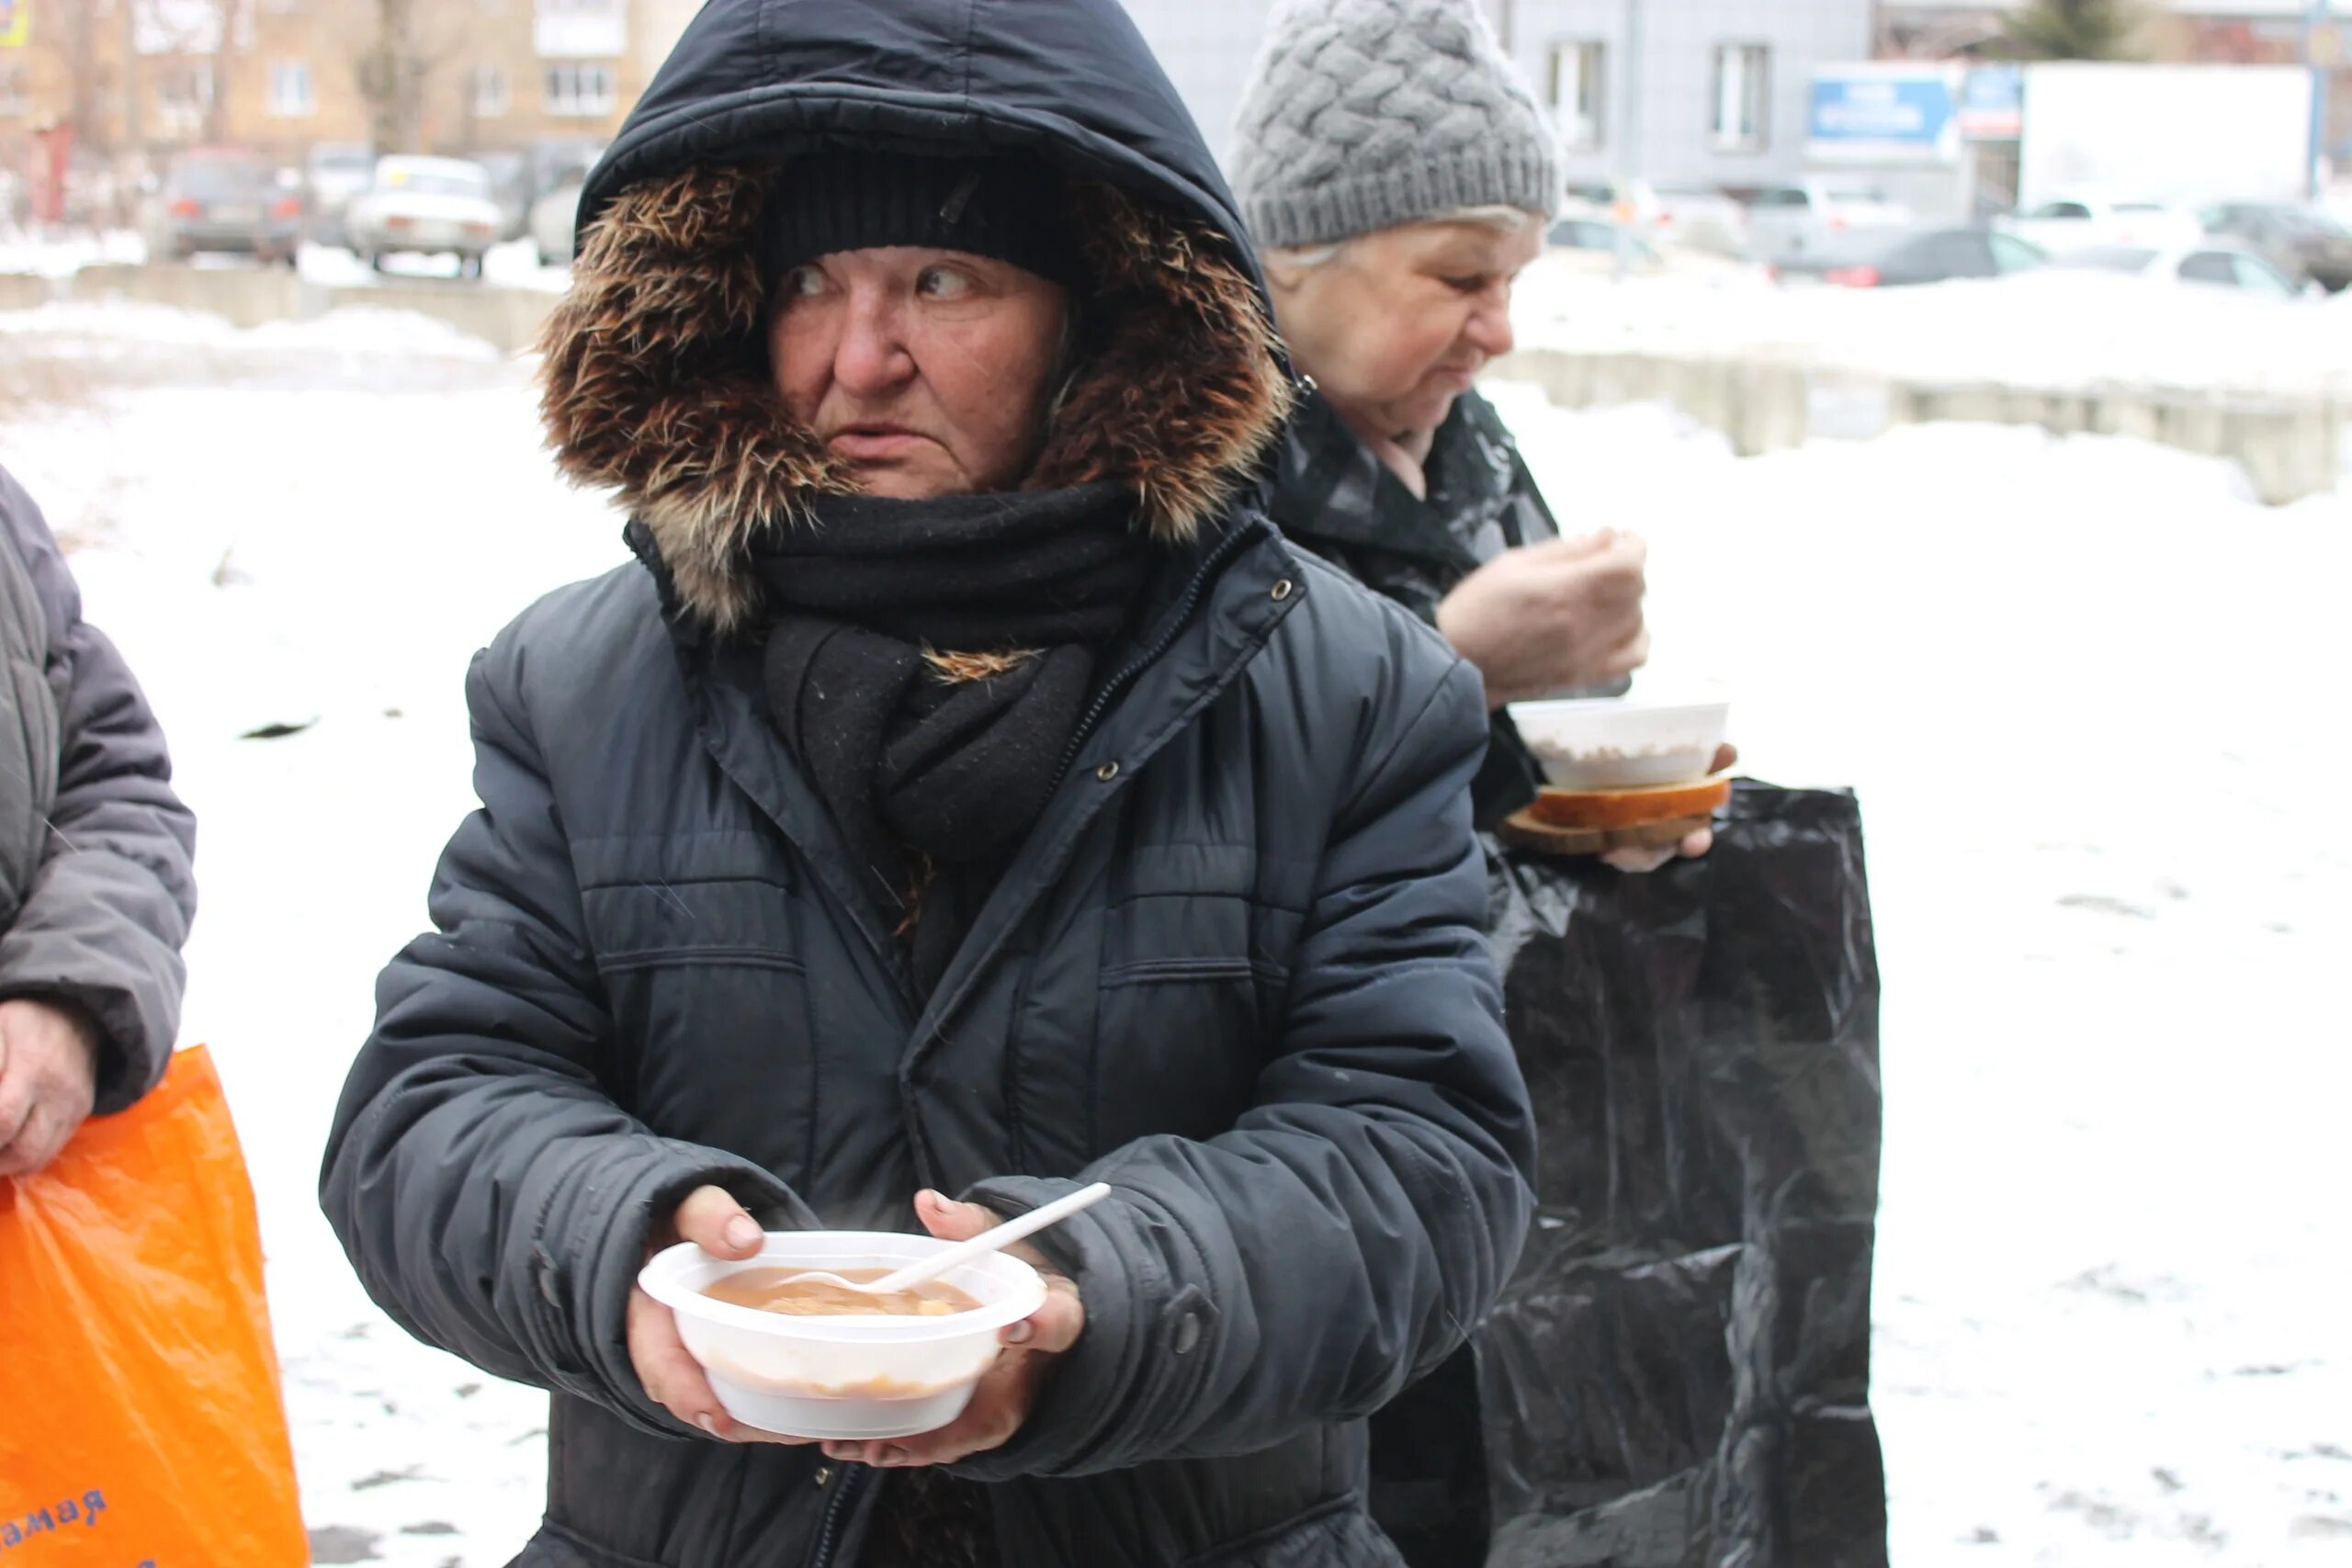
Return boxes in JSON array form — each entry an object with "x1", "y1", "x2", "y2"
[{"x1": 0, "y1": 465, "x2": 197, "y2": 1177}]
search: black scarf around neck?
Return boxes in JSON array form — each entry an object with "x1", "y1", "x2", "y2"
[{"x1": 751, "y1": 482, "x2": 1148, "y2": 987}]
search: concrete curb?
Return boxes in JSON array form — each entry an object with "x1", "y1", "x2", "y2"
[{"x1": 0, "y1": 272, "x2": 59, "y2": 311}]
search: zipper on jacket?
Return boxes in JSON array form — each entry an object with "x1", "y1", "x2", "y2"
[
  {"x1": 1053, "y1": 517, "x2": 1270, "y2": 785},
  {"x1": 805, "y1": 1462, "x2": 867, "y2": 1568}
]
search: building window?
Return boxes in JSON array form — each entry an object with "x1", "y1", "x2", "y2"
[
  {"x1": 157, "y1": 63, "x2": 216, "y2": 136},
  {"x1": 1546, "y1": 40, "x2": 1606, "y2": 152},
  {"x1": 535, "y1": 0, "x2": 628, "y2": 60},
  {"x1": 473, "y1": 63, "x2": 512, "y2": 118},
  {"x1": 1711, "y1": 43, "x2": 1770, "y2": 152},
  {"x1": 543, "y1": 62, "x2": 616, "y2": 118},
  {"x1": 267, "y1": 61, "x2": 316, "y2": 118}
]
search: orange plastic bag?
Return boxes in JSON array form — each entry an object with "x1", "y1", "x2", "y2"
[{"x1": 0, "y1": 1046, "x2": 308, "y2": 1562}]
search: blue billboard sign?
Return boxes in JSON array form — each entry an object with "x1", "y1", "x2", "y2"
[{"x1": 1807, "y1": 68, "x2": 1961, "y2": 164}]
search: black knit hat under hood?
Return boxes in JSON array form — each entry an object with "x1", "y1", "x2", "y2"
[{"x1": 755, "y1": 149, "x2": 1083, "y2": 292}]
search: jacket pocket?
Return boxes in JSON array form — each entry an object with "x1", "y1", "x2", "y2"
[
  {"x1": 1080, "y1": 839, "x2": 1301, "y2": 1149},
  {"x1": 576, "y1": 863, "x2": 820, "y2": 1182}
]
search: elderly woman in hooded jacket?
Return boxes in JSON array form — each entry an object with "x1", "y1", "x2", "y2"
[{"x1": 317, "y1": 3, "x2": 1532, "y2": 1566}]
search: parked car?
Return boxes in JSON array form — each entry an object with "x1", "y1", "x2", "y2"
[
  {"x1": 304, "y1": 141, "x2": 374, "y2": 247},
  {"x1": 1549, "y1": 214, "x2": 1655, "y2": 256},
  {"x1": 1770, "y1": 223, "x2": 2046, "y2": 288},
  {"x1": 527, "y1": 157, "x2": 597, "y2": 267},
  {"x1": 1741, "y1": 179, "x2": 1912, "y2": 263},
  {"x1": 1560, "y1": 177, "x2": 1749, "y2": 258},
  {"x1": 2047, "y1": 241, "x2": 2308, "y2": 298},
  {"x1": 1561, "y1": 176, "x2": 1659, "y2": 227},
  {"x1": 472, "y1": 149, "x2": 536, "y2": 243},
  {"x1": 2008, "y1": 194, "x2": 2203, "y2": 257},
  {"x1": 1544, "y1": 217, "x2": 1758, "y2": 283},
  {"x1": 1647, "y1": 180, "x2": 1750, "y2": 257},
  {"x1": 527, "y1": 139, "x2": 606, "y2": 204},
  {"x1": 151, "y1": 148, "x2": 302, "y2": 265},
  {"x1": 2198, "y1": 202, "x2": 2352, "y2": 292},
  {"x1": 345, "y1": 156, "x2": 504, "y2": 278}
]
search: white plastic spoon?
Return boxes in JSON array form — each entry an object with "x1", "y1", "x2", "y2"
[{"x1": 782, "y1": 1181, "x2": 1114, "y2": 1296}]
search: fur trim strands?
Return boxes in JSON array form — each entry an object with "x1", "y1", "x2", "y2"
[{"x1": 538, "y1": 164, "x2": 1292, "y2": 635}]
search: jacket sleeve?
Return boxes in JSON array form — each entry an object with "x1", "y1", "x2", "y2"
[
  {"x1": 961, "y1": 649, "x2": 1536, "y2": 1480},
  {"x1": 0, "y1": 469, "x2": 197, "y2": 1114},
  {"x1": 319, "y1": 636, "x2": 816, "y2": 1437}
]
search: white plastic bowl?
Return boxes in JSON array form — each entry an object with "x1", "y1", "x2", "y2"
[
  {"x1": 638, "y1": 1231, "x2": 1047, "y2": 1440},
  {"x1": 1509, "y1": 696, "x2": 1731, "y2": 791}
]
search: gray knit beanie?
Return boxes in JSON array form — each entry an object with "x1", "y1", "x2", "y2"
[{"x1": 1230, "y1": 0, "x2": 1563, "y2": 252}]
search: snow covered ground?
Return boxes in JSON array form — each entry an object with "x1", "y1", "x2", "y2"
[{"x1": 2, "y1": 301, "x2": 2346, "y2": 1565}]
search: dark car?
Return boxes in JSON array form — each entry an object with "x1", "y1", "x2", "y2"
[
  {"x1": 1770, "y1": 222, "x2": 2045, "y2": 288},
  {"x1": 2199, "y1": 202, "x2": 2352, "y2": 292},
  {"x1": 471, "y1": 149, "x2": 535, "y2": 242},
  {"x1": 153, "y1": 148, "x2": 303, "y2": 265}
]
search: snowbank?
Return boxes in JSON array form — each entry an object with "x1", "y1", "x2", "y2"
[
  {"x1": 1513, "y1": 259, "x2": 2352, "y2": 398},
  {"x1": 0, "y1": 227, "x2": 145, "y2": 278}
]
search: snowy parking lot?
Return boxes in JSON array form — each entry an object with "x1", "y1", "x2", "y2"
[{"x1": 1, "y1": 286, "x2": 2346, "y2": 1563}]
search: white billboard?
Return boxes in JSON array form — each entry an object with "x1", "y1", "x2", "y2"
[{"x1": 2019, "y1": 63, "x2": 2314, "y2": 210}]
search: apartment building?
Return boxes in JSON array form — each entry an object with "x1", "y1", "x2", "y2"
[{"x1": 2, "y1": 0, "x2": 700, "y2": 172}]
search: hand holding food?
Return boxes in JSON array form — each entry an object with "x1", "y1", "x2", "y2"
[
  {"x1": 628, "y1": 1183, "x2": 809, "y2": 1444},
  {"x1": 819, "y1": 1190, "x2": 1087, "y2": 1470},
  {"x1": 1599, "y1": 744, "x2": 1740, "y2": 873},
  {"x1": 1436, "y1": 530, "x2": 1649, "y2": 707},
  {"x1": 632, "y1": 1186, "x2": 1087, "y2": 1457}
]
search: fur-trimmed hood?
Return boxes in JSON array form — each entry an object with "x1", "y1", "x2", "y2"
[{"x1": 535, "y1": 0, "x2": 1294, "y2": 635}]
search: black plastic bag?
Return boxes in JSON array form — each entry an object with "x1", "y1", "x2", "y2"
[{"x1": 1478, "y1": 783, "x2": 1887, "y2": 1568}]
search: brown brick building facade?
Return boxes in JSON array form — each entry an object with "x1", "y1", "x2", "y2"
[{"x1": 3, "y1": 0, "x2": 698, "y2": 217}]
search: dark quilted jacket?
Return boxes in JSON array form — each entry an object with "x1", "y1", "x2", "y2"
[{"x1": 318, "y1": 2, "x2": 1535, "y2": 1564}]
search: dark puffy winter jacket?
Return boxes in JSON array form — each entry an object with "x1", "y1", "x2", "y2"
[
  {"x1": 0, "y1": 466, "x2": 196, "y2": 1113},
  {"x1": 1270, "y1": 388, "x2": 1592, "y2": 832},
  {"x1": 1269, "y1": 391, "x2": 1573, "y2": 1567},
  {"x1": 317, "y1": 3, "x2": 1536, "y2": 1565}
]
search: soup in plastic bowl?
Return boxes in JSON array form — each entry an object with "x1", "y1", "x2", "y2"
[
  {"x1": 1509, "y1": 696, "x2": 1731, "y2": 791},
  {"x1": 638, "y1": 1230, "x2": 1047, "y2": 1440}
]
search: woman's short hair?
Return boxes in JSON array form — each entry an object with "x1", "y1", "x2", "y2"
[{"x1": 1264, "y1": 205, "x2": 1542, "y2": 275}]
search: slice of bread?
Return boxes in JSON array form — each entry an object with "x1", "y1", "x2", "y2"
[{"x1": 1523, "y1": 775, "x2": 1734, "y2": 831}]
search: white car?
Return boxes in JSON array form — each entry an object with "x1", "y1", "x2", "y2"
[
  {"x1": 2008, "y1": 195, "x2": 2204, "y2": 257},
  {"x1": 1647, "y1": 181, "x2": 1750, "y2": 258},
  {"x1": 2046, "y1": 240, "x2": 2310, "y2": 298},
  {"x1": 1561, "y1": 178, "x2": 1750, "y2": 260},
  {"x1": 1542, "y1": 217, "x2": 1759, "y2": 282},
  {"x1": 345, "y1": 156, "x2": 504, "y2": 279},
  {"x1": 1743, "y1": 179, "x2": 1912, "y2": 262}
]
